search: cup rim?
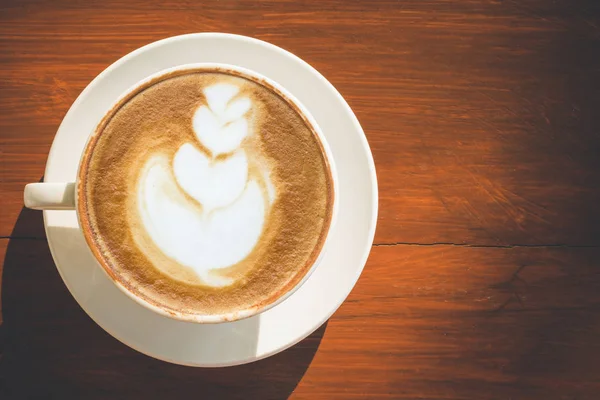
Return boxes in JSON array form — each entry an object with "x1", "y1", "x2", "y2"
[{"x1": 73, "y1": 62, "x2": 339, "y2": 324}]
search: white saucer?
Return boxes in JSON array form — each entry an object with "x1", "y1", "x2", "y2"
[{"x1": 43, "y1": 33, "x2": 378, "y2": 366}]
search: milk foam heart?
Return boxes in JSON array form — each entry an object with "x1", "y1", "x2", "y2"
[
  {"x1": 138, "y1": 155, "x2": 266, "y2": 287},
  {"x1": 173, "y1": 144, "x2": 248, "y2": 212},
  {"x1": 193, "y1": 84, "x2": 252, "y2": 156},
  {"x1": 136, "y1": 82, "x2": 275, "y2": 287}
]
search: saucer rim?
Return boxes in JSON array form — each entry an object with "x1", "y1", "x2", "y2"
[{"x1": 42, "y1": 32, "x2": 378, "y2": 367}]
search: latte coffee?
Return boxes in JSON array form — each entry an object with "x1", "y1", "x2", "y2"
[{"x1": 77, "y1": 66, "x2": 335, "y2": 319}]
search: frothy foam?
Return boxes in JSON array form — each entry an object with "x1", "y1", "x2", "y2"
[
  {"x1": 136, "y1": 82, "x2": 274, "y2": 287},
  {"x1": 193, "y1": 84, "x2": 252, "y2": 156},
  {"x1": 138, "y1": 154, "x2": 267, "y2": 287},
  {"x1": 79, "y1": 68, "x2": 334, "y2": 316},
  {"x1": 173, "y1": 146, "x2": 248, "y2": 212}
]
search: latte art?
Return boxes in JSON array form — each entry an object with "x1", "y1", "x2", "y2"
[
  {"x1": 136, "y1": 83, "x2": 275, "y2": 287},
  {"x1": 78, "y1": 68, "x2": 334, "y2": 317}
]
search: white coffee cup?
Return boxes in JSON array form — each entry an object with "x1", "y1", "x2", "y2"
[{"x1": 24, "y1": 63, "x2": 338, "y2": 324}]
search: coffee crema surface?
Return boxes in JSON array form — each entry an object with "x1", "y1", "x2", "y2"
[{"x1": 78, "y1": 68, "x2": 334, "y2": 317}]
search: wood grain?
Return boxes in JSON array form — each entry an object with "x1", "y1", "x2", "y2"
[
  {"x1": 2, "y1": 0, "x2": 600, "y2": 398},
  {"x1": 1, "y1": 238, "x2": 600, "y2": 398},
  {"x1": 2, "y1": 0, "x2": 600, "y2": 245}
]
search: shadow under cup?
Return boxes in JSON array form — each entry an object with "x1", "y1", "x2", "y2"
[{"x1": 73, "y1": 63, "x2": 339, "y2": 324}]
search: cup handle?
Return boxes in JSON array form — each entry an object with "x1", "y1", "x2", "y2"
[{"x1": 24, "y1": 182, "x2": 76, "y2": 210}]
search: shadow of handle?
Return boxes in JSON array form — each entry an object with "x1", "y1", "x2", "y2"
[{"x1": 24, "y1": 182, "x2": 76, "y2": 210}]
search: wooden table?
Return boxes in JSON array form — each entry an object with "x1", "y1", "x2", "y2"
[{"x1": 2, "y1": 0, "x2": 600, "y2": 398}]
